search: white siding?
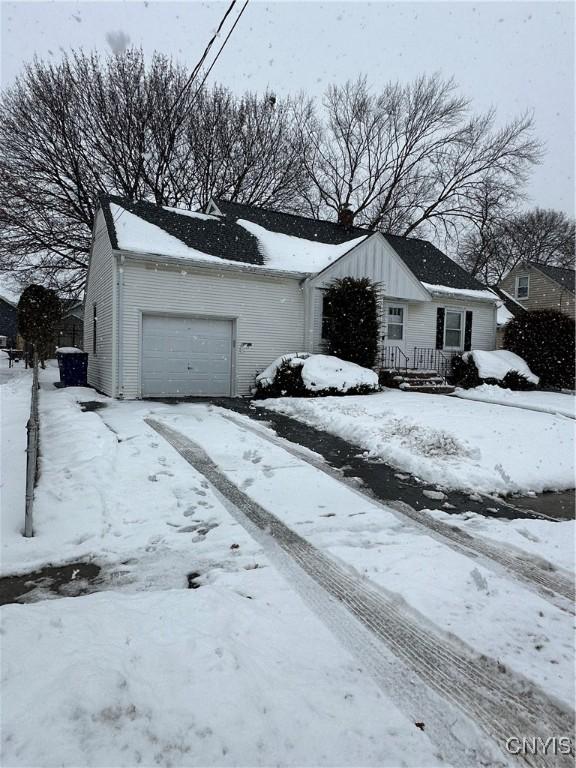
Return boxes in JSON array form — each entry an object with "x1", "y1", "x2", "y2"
[
  {"x1": 307, "y1": 234, "x2": 430, "y2": 351},
  {"x1": 84, "y1": 210, "x2": 116, "y2": 396},
  {"x1": 119, "y1": 261, "x2": 305, "y2": 398},
  {"x1": 311, "y1": 235, "x2": 430, "y2": 300},
  {"x1": 405, "y1": 298, "x2": 497, "y2": 363}
]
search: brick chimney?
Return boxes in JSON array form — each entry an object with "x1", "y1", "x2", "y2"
[{"x1": 338, "y1": 204, "x2": 354, "y2": 228}]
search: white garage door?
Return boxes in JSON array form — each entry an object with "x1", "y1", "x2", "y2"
[{"x1": 142, "y1": 315, "x2": 233, "y2": 397}]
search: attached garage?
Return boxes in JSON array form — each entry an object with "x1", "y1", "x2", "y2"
[{"x1": 141, "y1": 315, "x2": 234, "y2": 397}]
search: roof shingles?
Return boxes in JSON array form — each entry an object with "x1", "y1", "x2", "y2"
[{"x1": 100, "y1": 195, "x2": 489, "y2": 291}]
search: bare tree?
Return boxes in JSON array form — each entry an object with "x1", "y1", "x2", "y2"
[
  {"x1": 300, "y1": 75, "x2": 542, "y2": 242},
  {"x1": 0, "y1": 49, "x2": 310, "y2": 294},
  {"x1": 459, "y1": 207, "x2": 575, "y2": 285}
]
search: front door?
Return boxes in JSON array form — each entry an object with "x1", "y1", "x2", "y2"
[{"x1": 382, "y1": 303, "x2": 408, "y2": 367}]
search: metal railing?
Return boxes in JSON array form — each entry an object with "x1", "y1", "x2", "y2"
[
  {"x1": 412, "y1": 347, "x2": 454, "y2": 379},
  {"x1": 380, "y1": 345, "x2": 409, "y2": 371},
  {"x1": 24, "y1": 360, "x2": 39, "y2": 538}
]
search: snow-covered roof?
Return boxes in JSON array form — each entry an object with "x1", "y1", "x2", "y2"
[
  {"x1": 422, "y1": 283, "x2": 497, "y2": 303},
  {"x1": 104, "y1": 198, "x2": 364, "y2": 276},
  {"x1": 101, "y1": 196, "x2": 491, "y2": 291},
  {"x1": 236, "y1": 219, "x2": 367, "y2": 273}
]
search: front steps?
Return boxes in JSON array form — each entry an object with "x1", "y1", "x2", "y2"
[{"x1": 379, "y1": 368, "x2": 455, "y2": 395}]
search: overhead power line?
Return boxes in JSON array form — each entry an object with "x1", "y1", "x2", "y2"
[
  {"x1": 171, "y1": 0, "x2": 245, "y2": 115},
  {"x1": 193, "y1": 0, "x2": 250, "y2": 97}
]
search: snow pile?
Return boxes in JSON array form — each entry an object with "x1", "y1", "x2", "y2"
[
  {"x1": 256, "y1": 353, "x2": 379, "y2": 395},
  {"x1": 237, "y1": 219, "x2": 367, "y2": 273},
  {"x1": 463, "y1": 349, "x2": 539, "y2": 384},
  {"x1": 301, "y1": 355, "x2": 379, "y2": 392},
  {"x1": 259, "y1": 391, "x2": 575, "y2": 494}
]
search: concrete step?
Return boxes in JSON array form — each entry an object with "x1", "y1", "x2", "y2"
[
  {"x1": 381, "y1": 368, "x2": 440, "y2": 379},
  {"x1": 399, "y1": 383, "x2": 456, "y2": 394},
  {"x1": 394, "y1": 376, "x2": 445, "y2": 387}
]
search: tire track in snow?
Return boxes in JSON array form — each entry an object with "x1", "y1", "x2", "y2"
[
  {"x1": 146, "y1": 417, "x2": 575, "y2": 768},
  {"x1": 217, "y1": 409, "x2": 575, "y2": 612}
]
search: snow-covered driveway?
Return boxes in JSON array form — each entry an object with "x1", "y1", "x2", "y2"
[
  {"x1": 1, "y1": 377, "x2": 574, "y2": 767},
  {"x1": 259, "y1": 390, "x2": 575, "y2": 495}
]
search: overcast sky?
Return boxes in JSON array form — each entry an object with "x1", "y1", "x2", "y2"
[{"x1": 1, "y1": 0, "x2": 573, "y2": 215}]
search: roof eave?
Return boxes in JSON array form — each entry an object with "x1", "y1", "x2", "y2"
[
  {"x1": 426, "y1": 288, "x2": 497, "y2": 304},
  {"x1": 112, "y1": 248, "x2": 309, "y2": 280}
]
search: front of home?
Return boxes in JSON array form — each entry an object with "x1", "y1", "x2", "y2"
[{"x1": 84, "y1": 197, "x2": 498, "y2": 398}]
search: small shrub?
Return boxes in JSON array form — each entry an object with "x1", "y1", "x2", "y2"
[
  {"x1": 450, "y1": 355, "x2": 482, "y2": 389},
  {"x1": 254, "y1": 359, "x2": 307, "y2": 398},
  {"x1": 504, "y1": 310, "x2": 575, "y2": 389},
  {"x1": 501, "y1": 370, "x2": 537, "y2": 391}
]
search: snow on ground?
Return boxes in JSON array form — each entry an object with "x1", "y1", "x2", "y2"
[
  {"x1": 456, "y1": 384, "x2": 576, "y2": 419},
  {"x1": 2, "y1": 370, "x2": 575, "y2": 766},
  {"x1": 0, "y1": 355, "x2": 31, "y2": 542},
  {"x1": 1, "y1": 371, "x2": 444, "y2": 767},
  {"x1": 463, "y1": 349, "x2": 539, "y2": 384},
  {"x1": 259, "y1": 391, "x2": 575, "y2": 494},
  {"x1": 156, "y1": 405, "x2": 575, "y2": 708}
]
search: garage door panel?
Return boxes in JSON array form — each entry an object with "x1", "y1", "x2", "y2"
[{"x1": 142, "y1": 316, "x2": 233, "y2": 397}]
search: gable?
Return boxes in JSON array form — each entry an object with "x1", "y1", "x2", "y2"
[{"x1": 308, "y1": 233, "x2": 431, "y2": 301}]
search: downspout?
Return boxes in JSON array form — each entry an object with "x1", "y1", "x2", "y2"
[{"x1": 116, "y1": 253, "x2": 125, "y2": 399}]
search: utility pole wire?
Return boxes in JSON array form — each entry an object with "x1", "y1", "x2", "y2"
[
  {"x1": 193, "y1": 0, "x2": 251, "y2": 98},
  {"x1": 170, "y1": 0, "x2": 239, "y2": 117}
]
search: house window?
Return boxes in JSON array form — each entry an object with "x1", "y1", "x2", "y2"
[
  {"x1": 444, "y1": 310, "x2": 463, "y2": 349},
  {"x1": 92, "y1": 304, "x2": 97, "y2": 355},
  {"x1": 516, "y1": 275, "x2": 529, "y2": 299},
  {"x1": 321, "y1": 294, "x2": 335, "y2": 340},
  {"x1": 0, "y1": 336, "x2": 7, "y2": 348},
  {"x1": 386, "y1": 307, "x2": 404, "y2": 340}
]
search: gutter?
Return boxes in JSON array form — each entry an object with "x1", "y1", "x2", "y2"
[
  {"x1": 115, "y1": 252, "x2": 125, "y2": 398},
  {"x1": 112, "y1": 248, "x2": 310, "y2": 281}
]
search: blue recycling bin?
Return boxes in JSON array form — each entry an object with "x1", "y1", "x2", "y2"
[{"x1": 56, "y1": 350, "x2": 88, "y2": 387}]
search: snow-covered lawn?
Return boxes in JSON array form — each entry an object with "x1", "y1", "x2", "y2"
[
  {"x1": 1, "y1": 368, "x2": 574, "y2": 766},
  {"x1": 456, "y1": 384, "x2": 576, "y2": 419},
  {"x1": 259, "y1": 390, "x2": 575, "y2": 495}
]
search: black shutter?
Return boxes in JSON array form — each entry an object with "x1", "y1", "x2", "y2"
[
  {"x1": 435, "y1": 308, "x2": 445, "y2": 349},
  {"x1": 464, "y1": 311, "x2": 473, "y2": 351}
]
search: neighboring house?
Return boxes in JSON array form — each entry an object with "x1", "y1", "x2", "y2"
[
  {"x1": 498, "y1": 262, "x2": 575, "y2": 317},
  {"x1": 0, "y1": 295, "x2": 18, "y2": 348},
  {"x1": 53, "y1": 299, "x2": 84, "y2": 353},
  {"x1": 85, "y1": 196, "x2": 498, "y2": 398},
  {"x1": 492, "y1": 288, "x2": 526, "y2": 348}
]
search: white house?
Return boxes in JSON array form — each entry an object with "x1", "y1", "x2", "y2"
[{"x1": 84, "y1": 196, "x2": 498, "y2": 398}]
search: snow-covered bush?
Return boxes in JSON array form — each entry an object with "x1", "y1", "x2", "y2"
[
  {"x1": 504, "y1": 309, "x2": 575, "y2": 390},
  {"x1": 452, "y1": 350, "x2": 539, "y2": 390},
  {"x1": 254, "y1": 353, "x2": 379, "y2": 398}
]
